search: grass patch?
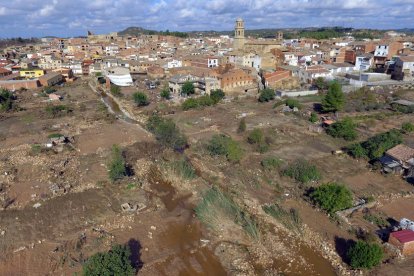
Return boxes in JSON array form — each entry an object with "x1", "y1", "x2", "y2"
[
  {"x1": 126, "y1": 183, "x2": 138, "y2": 190},
  {"x1": 31, "y1": 144, "x2": 42, "y2": 155},
  {"x1": 207, "y1": 134, "x2": 244, "y2": 163},
  {"x1": 363, "y1": 212, "x2": 390, "y2": 228},
  {"x1": 170, "y1": 158, "x2": 197, "y2": 180},
  {"x1": 262, "y1": 204, "x2": 302, "y2": 232},
  {"x1": 261, "y1": 156, "x2": 283, "y2": 171},
  {"x1": 195, "y1": 188, "x2": 259, "y2": 240},
  {"x1": 283, "y1": 159, "x2": 321, "y2": 184},
  {"x1": 48, "y1": 133, "x2": 64, "y2": 139}
]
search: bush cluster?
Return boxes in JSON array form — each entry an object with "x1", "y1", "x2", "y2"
[
  {"x1": 283, "y1": 159, "x2": 321, "y2": 184},
  {"x1": 133, "y1": 92, "x2": 149, "y2": 106},
  {"x1": 147, "y1": 114, "x2": 187, "y2": 150},
  {"x1": 348, "y1": 129, "x2": 402, "y2": 159},
  {"x1": 326, "y1": 117, "x2": 358, "y2": 141},
  {"x1": 261, "y1": 156, "x2": 283, "y2": 171},
  {"x1": 108, "y1": 145, "x2": 127, "y2": 182},
  {"x1": 285, "y1": 98, "x2": 301, "y2": 109},
  {"x1": 402, "y1": 122, "x2": 414, "y2": 133},
  {"x1": 258, "y1": 88, "x2": 275, "y2": 102},
  {"x1": 310, "y1": 183, "x2": 353, "y2": 214},
  {"x1": 207, "y1": 134, "x2": 244, "y2": 163},
  {"x1": 247, "y1": 128, "x2": 270, "y2": 153},
  {"x1": 182, "y1": 89, "x2": 225, "y2": 110},
  {"x1": 347, "y1": 241, "x2": 383, "y2": 269},
  {"x1": 0, "y1": 89, "x2": 15, "y2": 112},
  {"x1": 82, "y1": 244, "x2": 136, "y2": 276}
]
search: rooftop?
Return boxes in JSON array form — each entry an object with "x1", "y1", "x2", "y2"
[
  {"x1": 390, "y1": 230, "x2": 414, "y2": 244},
  {"x1": 386, "y1": 144, "x2": 414, "y2": 162}
]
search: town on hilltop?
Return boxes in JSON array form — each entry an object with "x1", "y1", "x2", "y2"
[{"x1": 1, "y1": 17, "x2": 414, "y2": 276}]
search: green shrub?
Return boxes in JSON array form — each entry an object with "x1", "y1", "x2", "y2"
[
  {"x1": 160, "y1": 88, "x2": 171, "y2": 99},
  {"x1": 207, "y1": 134, "x2": 244, "y2": 163},
  {"x1": 182, "y1": 98, "x2": 199, "y2": 110},
  {"x1": 146, "y1": 114, "x2": 187, "y2": 150},
  {"x1": 348, "y1": 129, "x2": 402, "y2": 160},
  {"x1": 226, "y1": 140, "x2": 244, "y2": 163},
  {"x1": 258, "y1": 88, "x2": 275, "y2": 102},
  {"x1": 363, "y1": 213, "x2": 390, "y2": 228},
  {"x1": 247, "y1": 128, "x2": 264, "y2": 144},
  {"x1": 133, "y1": 92, "x2": 149, "y2": 106},
  {"x1": 261, "y1": 156, "x2": 283, "y2": 170},
  {"x1": 48, "y1": 133, "x2": 64, "y2": 139},
  {"x1": 31, "y1": 144, "x2": 42, "y2": 155},
  {"x1": 310, "y1": 183, "x2": 353, "y2": 213},
  {"x1": 197, "y1": 95, "x2": 215, "y2": 107},
  {"x1": 238, "y1": 117, "x2": 246, "y2": 133},
  {"x1": 322, "y1": 81, "x2": 345, "y2": 112},
  {"x1": 181, "y1": 81, "x2": 195, "y2": 96},
  {"x1": 82, "y1": 244, "x2": 135, "y2": 276},
  {"x1": 347, "y1": 241, "x2": 383, "y2": 269},
  {"x1": 285, "y1": 98, "x2": 301, "y2": 109},
  {"x1": 283, "y1": 159, "x2": 321, "y2": 184},
  {"x1": 0, "y1": 89, "x2": 15, "y2": 112},
  {"x1": 108, "y1": 145, "x2": 127, "y2": 182},
  {"x1": 402, "y1": 122, "x2": 414, "y2": 133},
  {"x1": 309, "y1": 112, "x2": 319, "y2": 123},
  {"x1": 210, "y1": 89, "x2": 225, "y2": 104},
  {"x1": 348, "y1": 143, "x2": 367, "y2": 158},
  {"x1": 326, "y1": 117, "x2": 358, "y2": 141}
]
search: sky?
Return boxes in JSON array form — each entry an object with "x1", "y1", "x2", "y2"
[{"x1": 0, "y1": 0, "x2": 413, "y2": 38}]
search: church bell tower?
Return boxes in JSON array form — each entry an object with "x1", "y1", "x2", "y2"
[{"x1": 233, "y1": 18, "x2": 245, "y2": 50}]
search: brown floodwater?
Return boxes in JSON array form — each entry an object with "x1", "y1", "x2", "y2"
[
  {"x1": 146, "y1": 165, "x2": 336, "y2": 275},
  {"x1": 146, "y1": 165, "x2": 227, "y2": 275}
]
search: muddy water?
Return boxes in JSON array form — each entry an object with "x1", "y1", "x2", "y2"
[
  {"x1": 158, "y1": 222, "x2": 227, "y2": 276},
  {"x1": 147, "y1": 165, "x2": 337, "y2": 275},
  {"x1": 146, "y1": 165, "x2": 227, "y2": 275}
]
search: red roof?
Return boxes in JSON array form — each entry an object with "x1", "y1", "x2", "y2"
[{"x1": 390, "y1": 230, "x2": 414, "y2": 244}]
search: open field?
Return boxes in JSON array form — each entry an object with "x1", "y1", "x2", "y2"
[{"x1": 1, "y1": 79, "x2": 414, "y2": 275}]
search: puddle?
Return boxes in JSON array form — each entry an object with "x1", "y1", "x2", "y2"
[
  {"x1": 147, "y1": 165, "x2": 192, "y2": 212},
  {"x1": 157, "y1": 222, "x2": 227, "y2": 276}
]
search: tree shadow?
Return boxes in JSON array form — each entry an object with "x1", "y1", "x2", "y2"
[
  {"x1": 313, "y1": 103, "x2": 322, "y2": 112},
  {"x1": 125, "y1": 164, "x2": 135, "y2": 177},
  {"x1": 334, "y1": 236, "x2": 355, "y2": 264},
  {"x1": 128, "y1": 238, "x2": 143, "y2": 271}
]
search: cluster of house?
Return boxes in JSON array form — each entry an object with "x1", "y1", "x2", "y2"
[{"x1": 1, "y1": 20, "x2": 414, "y2": 95}]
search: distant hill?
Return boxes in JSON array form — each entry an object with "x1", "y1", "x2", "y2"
[
  {"x1": 119, "y1": 26, "x2": 189, "y2": 38},
  {"x1": 119, "y1": 26, "x2": 414, "y2": 40}
]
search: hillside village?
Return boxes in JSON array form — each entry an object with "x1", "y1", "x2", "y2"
[{"x1": 1, "y1": 18, "x2": 414, "y2": 275}]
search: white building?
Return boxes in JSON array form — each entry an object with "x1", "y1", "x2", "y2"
[
  {"x1": 374, "y1": 45, "x2": 389, "y2": 58},
  {"x1": 355, "y1": 55, "x2": 374, "y2": 71},
  {"x1": 105, "y1": 67, "x2": 133, "y2": 87},
  {"x1": 167, "y1": 59, "x2": 183, "y2": 69},
  {"x1": 284, "y1": 53, "x2": 298, "y2": 66},
  {"x1": 298, "y1": 65, "x2": 332, "y2": 84}
]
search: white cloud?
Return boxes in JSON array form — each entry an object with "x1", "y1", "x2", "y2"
[{"x1": 0, "y1": 0, "x2": 413, "y2": 37}]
